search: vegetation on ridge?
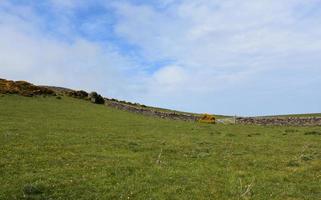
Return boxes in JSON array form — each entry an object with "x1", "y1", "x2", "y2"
[{"x1": 0, "y1": 79, "x2": 55, "y2": 97}]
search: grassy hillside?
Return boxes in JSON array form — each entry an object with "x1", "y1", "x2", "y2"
[{"x1": 0, "y1": 95, "x2": 320, "y2": 200}]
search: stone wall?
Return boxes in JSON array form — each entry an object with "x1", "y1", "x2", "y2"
[
  {"x1": 236, "y1": 117, "x2": 321, "y2": 126},
  {"x1": 105, "y1": 100, "x2": 199, "y2": 121},
  {"x1": 46, "y1": 84, "x2": 200, "y2": 122}
]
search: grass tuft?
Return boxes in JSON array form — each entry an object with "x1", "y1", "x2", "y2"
[{"x1": 304, "y1": 131, "x2": 321, "y2": 135}]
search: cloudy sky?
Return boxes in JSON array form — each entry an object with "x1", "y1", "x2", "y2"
[{"x1": 1, "y1": 0, "x2": 321, "y2": 116}]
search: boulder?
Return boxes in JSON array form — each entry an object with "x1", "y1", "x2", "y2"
[{"x1": 89, "y1": 92, "x2": 105, "y2": 104}]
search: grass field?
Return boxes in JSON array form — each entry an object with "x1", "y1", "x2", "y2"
[{"x1": 0, "y1": 95, "x2": 320, "y2": 200}]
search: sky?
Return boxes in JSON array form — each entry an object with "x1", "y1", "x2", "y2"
[{"x1": 0, "y1": 0, "x2": 321, "y2": 116}]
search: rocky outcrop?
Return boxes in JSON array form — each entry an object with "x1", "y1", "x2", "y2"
[{"x1": 236, "y1": 117, "x2": 321, "y2": 126}]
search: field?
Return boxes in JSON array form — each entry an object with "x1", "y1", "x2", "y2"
[{"x1": 0, "y1": 95, "x2": 320, "y2": 200}]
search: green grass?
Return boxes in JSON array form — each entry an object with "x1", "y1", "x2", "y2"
[{"x1": 0, "y1": 95, "x2": 320, "y2": 200}]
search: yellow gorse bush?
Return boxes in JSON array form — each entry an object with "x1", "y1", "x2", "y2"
[{"x1": 199, "y1": 114, "x2": 215, "y2": 124}]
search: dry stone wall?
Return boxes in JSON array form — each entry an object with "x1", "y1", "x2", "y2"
[
  {"x1": 236, "y1": 117, "x2": 321, "y2": 126},
  {"x1": 105, "y1": 100, "x2": 199, "y2": 121}
]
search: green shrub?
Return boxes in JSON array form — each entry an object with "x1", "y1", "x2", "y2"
[{"x1": 67, "y1": 90, "x2": 88, "y2": 99}]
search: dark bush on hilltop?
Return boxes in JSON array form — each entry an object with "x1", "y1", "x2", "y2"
[
  {"x1": 67, "y1": 90, "x2": 88, "y2": 99},
  {"x1": 89, "y1": 92, "x2": 105, "y2": 104}
]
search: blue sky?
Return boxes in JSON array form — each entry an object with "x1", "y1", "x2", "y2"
[{"x1": 1, "y1": 0, "x2": 321, "y2": 116}]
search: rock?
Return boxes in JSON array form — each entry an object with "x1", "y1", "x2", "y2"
[{"x1": 89, "y1": 92, "x2": 105, "y2": 104}]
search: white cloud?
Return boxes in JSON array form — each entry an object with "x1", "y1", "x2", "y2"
[
  {"x1": 49, "y1": 0, "x2": 85, "y2": 10},
  {"x1": 0, "y1": 2, "x2": 135, "y2": 98},
  {"x1": 152, "y1": 65, "x2": 188, "y2": 92},
  {"x1": 0, "y1": 0, "x2": 320, "y2": 115},
  {"x1": 114, "y1": 0, "x2": 321, "y2": 65},
  {"x1": 112, "y1": 0, "x2": 321, "y2": 114}
]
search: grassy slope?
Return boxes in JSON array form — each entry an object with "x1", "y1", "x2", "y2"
[{"x1": 0, "y1": 95, "x2": 320, "y2": 200}]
